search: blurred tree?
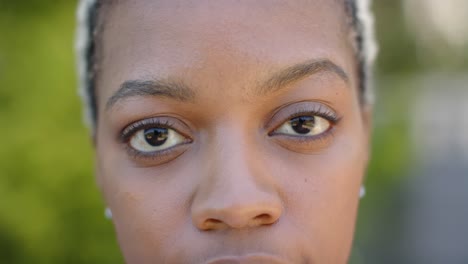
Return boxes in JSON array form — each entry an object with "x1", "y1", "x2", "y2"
[{"x1": 0, "y1": 1, "x2": 123, "y2": 263}]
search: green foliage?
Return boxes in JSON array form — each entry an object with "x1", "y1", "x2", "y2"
[{"x1": 0, "y1": 2, "x2": 122, "y2": 263}]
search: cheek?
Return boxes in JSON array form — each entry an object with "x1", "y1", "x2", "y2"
[
  {"x1": 95, "y1": 139, "x2": 197, "y2": 261},
  {"x1": 272, "y1": 128, "x2": 367, "y2": 260},
  {"x1": 103, "y1": 172, "x2": 178, "y2": 260}
]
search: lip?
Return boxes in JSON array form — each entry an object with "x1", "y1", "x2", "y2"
[{"x1": 205, "y1": 253, "x2": 291, "y2": 264}]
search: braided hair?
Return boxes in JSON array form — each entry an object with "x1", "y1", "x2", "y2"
[{"x1": 76, "y1": 0, "x2": 378, "y2": 132}]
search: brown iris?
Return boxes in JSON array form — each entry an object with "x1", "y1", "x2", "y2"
[
  {"x1": 144, "y1": 128, "x2": 169, "y2": 147},
  {"x1": 290, "y1": 116, "x2": 315, "y2": 134}
]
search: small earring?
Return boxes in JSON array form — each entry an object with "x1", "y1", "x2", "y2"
[
  {"x1": 359, "y1": 185, "x2": 366, "y2": 199},
  {"x1": 105, "y1": 207, "x2": 113, "y2": 220}
]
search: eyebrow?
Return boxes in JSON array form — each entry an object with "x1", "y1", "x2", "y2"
[
  {"x1": 105, "y1": 59, "x2": 348, "y2": 110},
  {"x1": 106, "y1": 79, "x2": 196, "y2": 110},
  {"x1": 258, "y1": 59, "x2": 349, "y2": 95}
]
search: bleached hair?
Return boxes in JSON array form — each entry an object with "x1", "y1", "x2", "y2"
[
  {"x1": 76, "y1": 0, "x2": 98, "y2": 131},
  {"x1": 75, "y1": 0, "x2": 378, "y2": 133}
]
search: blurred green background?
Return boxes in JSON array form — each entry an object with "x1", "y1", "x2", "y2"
[{"x1": 1, "y1": 1, "x2": 467, "y2": 263}]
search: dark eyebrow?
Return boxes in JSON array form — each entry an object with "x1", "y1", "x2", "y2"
[
  {"x1": 106, "y1": 79, "x2": 196, "y2": 110},
  {"x1": 258, "y1": 59, "x2": 349, "y2": 95},
  {"x1": 106, "y1": 60, "x2": 347, "y2": 110}
]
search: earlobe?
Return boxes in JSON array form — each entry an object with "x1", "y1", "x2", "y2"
[
  {"x1": 359, "y1": 185, "x2": 366, "y2": 199},
  {"x1": 105, "y1": 207, "x2": 113, "y2": 220}
]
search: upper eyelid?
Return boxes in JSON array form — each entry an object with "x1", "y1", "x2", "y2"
[
  {"x1": 119, "y1": 117, "x2": 190, "y2": 143},
  {"x1": 121, "y1": 119, "x2": 171, "y2": 136},
  {"x1": 284, "y1": 108, "x2": 338, "y2": 121},
  {"x1": 117, "y1": 102, "x2": 339, "y2": 141}
]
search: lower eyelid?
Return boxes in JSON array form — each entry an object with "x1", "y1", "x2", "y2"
[
  {"x1": 125, "y1": 141, "x2": 192, "y2": 165},
  {"x1": 271, "y1": 129, "x2": 332, "y2": 140},
  {"x1": 270, "y1": 128, "x2": 336, "y2": 153}
]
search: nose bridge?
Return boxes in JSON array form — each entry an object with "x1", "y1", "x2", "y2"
[{"x1": 191, "y1": 124, "x2": 283, "y2": 230}]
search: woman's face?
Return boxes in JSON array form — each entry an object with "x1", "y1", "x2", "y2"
[{"x1": 94, "y1": 0, "x2": 370, "y2": 263}]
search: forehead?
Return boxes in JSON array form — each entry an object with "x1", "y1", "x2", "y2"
[{"x1": 96, "y1": 0, "x2": 355, "y2": 107}]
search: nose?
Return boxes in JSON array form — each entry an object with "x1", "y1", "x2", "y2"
[
  {"x1": 191, "y1": 177, "x2": 283, "y2": 231},
  {"x1": 191, "y1": 138, "x2": 283, "y2": 231}
]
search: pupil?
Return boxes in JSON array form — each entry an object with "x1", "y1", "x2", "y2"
[
  {"x1": 144, "y1": 127, "x2": 169, "y2": 147},
  {"x1": 291, "y1": 116, "x2": 315, "y2": 134}
]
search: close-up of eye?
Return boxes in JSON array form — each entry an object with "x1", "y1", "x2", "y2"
[
  {"x1": 273, "y1": 115, "x2": 331, "y2": 137},
  {"x1": 129, "y1": 127, "x2": 187, "y2": 153},
  {"x1": 267, "y1": 101, "x2": 343, "y2": 154},
  {"x1": 121, "y1": 117, "x2": 193, "y2": 161},
  {"x1": 267, "y1": 103, "x2": 340, "y2": 152}
]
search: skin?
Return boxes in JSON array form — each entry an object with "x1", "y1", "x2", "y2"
[{"x1": 94, "y1": 0, "x2": 371, "y2": 263}]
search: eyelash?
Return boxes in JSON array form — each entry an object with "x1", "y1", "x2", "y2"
[
  {"x1": 269, "y1": 104, "x2": 341, "y2": 132},
  {"x1": 266, "y1": 104, "x2": 341, "y2": 152},
  {"x1": 121, "y1": 118, "x2": 175, "y2": 142},
  {"x1": 120, "y1": 118, "x2": 192, "y2": 161},
  {"x1": 120, "y1": 105, "x2": 341, "y2": 161},
  {"x1": 288, "y1": 108, "x2": 340, "y2": 124}
]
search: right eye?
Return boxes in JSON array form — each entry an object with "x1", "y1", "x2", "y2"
[
  {"x1": 273, "y1": 115, "x2": 331, "y2": 137},
  {"x1": 129, "y1": 127, "x2": 188, "y2": 153}
]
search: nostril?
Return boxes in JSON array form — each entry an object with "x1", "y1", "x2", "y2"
[
  {"x1": 193, "y1": 198, "x2": 283, "y2": 230},
  {"x1": 202, "y1": 218, "x2": 224, "y2": 230},
  {"x1": 207, "y1": 218, "x2": 222, "y2": 224},
  {"x1": 253, "y1": 213, "x2": 276, "y2": 225},
  {"x1": 255, "y1": 213, "x2": 270, "y2": 220}
]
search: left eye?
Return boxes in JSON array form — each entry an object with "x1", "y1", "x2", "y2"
[
  {"x1": 129, "y1": 127, "x2": 187, "y2": 153},
  {"x1": 274, "y1": 115, "x2": 331, "y2": 136}
]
